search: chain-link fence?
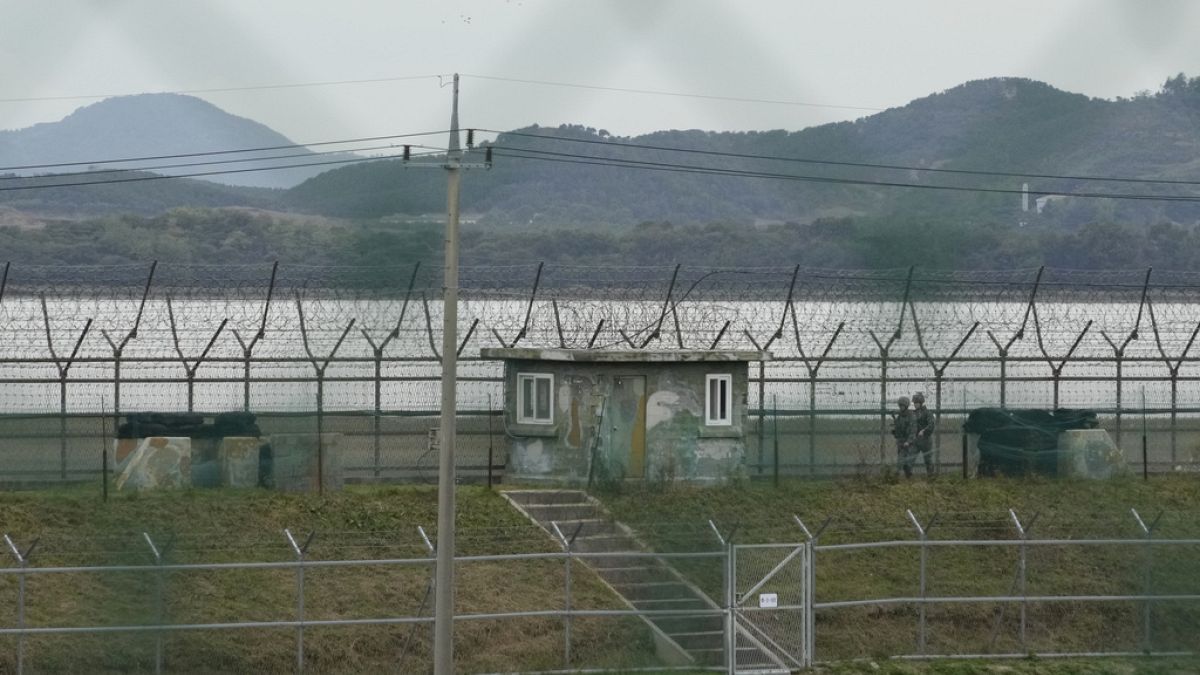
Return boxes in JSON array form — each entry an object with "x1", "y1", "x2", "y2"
[
  {"x1": 1, "y1": 510, "x2": 1198, "y2": 673},
  {"x1": 4, "y1": 262, "x2": 1200, "y2": 487}
]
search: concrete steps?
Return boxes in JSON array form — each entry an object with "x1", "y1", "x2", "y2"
[
  {"x1": 668, "y1": 629, "x2": 725, "y2": 650},
  {"x1": 502, "y1": 489, "x2": 787, "y2": 673}
]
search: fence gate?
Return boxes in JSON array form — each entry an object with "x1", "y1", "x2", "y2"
[{"x1": 732, "y1": 543, "x2": 809, "y2": 673}]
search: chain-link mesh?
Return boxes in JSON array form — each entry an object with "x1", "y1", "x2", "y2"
[{"x1": 734, "y1": 543, "x2": 807, "y2": 671}]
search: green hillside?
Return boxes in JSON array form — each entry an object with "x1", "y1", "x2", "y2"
[
  {"x1": 285, "y1": 76, "x2": 1200, "y2": 228},
  {"x1": 5, "y1": 76, "x2": 1200, "y2": 269}
]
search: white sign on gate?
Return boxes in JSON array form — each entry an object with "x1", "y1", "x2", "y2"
[{"x1": 758, "y1": 592, "x2": 778, "y2": 608}]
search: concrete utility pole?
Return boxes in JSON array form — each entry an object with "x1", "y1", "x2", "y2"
[
  {"x1": 433, "y1": 72, "x2": 463, "y2": 675},
  {"x1": 431, "y1": 72, "x2": 490, "y2": 675}
]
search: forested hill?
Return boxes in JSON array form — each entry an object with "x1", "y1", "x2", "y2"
[
  {"x1": 286, "y1": 76, "x2": 1200, "y2": 227},
  {"x1": 0, "y1": 94, "x2": 342, "y2": 190},
  {"x1": 6, "y1": 77, "x2": 1200, "y2": 225}
]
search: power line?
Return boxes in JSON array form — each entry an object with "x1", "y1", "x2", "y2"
[
  {"x1": 0, "y1": 149, "x2": 451, "y2": 192},
  {"x1": 7, "y1": 125, "x2": 1198, "y2": 204},
  {"x1": 491, "y1": 145, "x2": 1200, "y2": 203},
  {"x1": 462, "y1": 74, "x2": 885, "y2": 113},
  {"x1": 0, "y1": 75, "x2": 447, "y2": 105},
  {"x1": 0, "y1": 131, "x2": 449, "y2": 173},
  {"x1": 486, "y1": 129, "x2": 1200, "y2": 188},
  {"x1": 0, "y1": 144, "x2": 446, "y2": 183},
  {"x1": 8, "y1": 135, "x2": 1198, "y2": 204}
]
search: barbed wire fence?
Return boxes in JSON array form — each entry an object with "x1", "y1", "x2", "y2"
[{"x1": 3, "y1": 261, "x2": 1200, "y2": 487}]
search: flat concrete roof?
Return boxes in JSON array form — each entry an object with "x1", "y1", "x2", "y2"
[{"x1": 480, "y1": 348, "x2": 770, "y2": 363}]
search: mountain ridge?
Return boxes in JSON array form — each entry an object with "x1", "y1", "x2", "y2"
[
  {"x1": 3, "y1": 75, "x2": 1199, "y2": 227},
  {"x1": 283, "y1": 75, "x2": 1200, "y2": 227},
  {"x1": 0, "y1": 93, "x2": 340, "y2": 190}
]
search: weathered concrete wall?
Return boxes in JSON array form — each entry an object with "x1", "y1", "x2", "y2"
[
  {"x1": 498, "y1": 358, "x2": 750, "y2": 484},
  {"x1": 502, "y1": 365, "x2": 600, "y2": 482}
]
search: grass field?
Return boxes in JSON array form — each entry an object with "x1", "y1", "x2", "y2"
[
  {"x1": 0, "y1": 475, "x2": 1198, "y2": 673},
  {"x1": 601, "y1": 474, "x2": 1200, "y2": 666},
  {"x1": 0, "y1": 486, "x2": 654, "y2": 673}
]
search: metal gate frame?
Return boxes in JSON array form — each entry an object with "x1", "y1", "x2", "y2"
[{"x1": 730, "y1": 542, "x2": 811, "y2": 673}]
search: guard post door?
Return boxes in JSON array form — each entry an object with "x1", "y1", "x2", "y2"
[{"x1": 607, "y1": 375, "x2": 646, "y2": 479}]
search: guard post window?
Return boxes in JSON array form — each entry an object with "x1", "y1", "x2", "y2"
[
  {"x1": 517, "y1": 373, "x2": 554, "y2": 424},
  {"x1": 706, "y1": 374, "x2": 732, "y2": 426}
]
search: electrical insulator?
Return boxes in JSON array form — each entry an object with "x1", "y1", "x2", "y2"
[
  {"x1": 403, "y1": 145, "x2": 411, "y2": 161},
  {"x1": 466, "y1": 129, "x2": 475, "y2": 148}
]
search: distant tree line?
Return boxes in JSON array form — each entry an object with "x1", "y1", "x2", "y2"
[{"x1": 5, "y1": 206, "x2": 1200, "y2": 273}]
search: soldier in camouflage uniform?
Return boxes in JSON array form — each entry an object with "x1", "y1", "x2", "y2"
[
  {"x1": 912, "y1": 392, "x2": 936, "y2": 476},
  {"x1": 892, "y1": 396, "x2": 917, "y2": 478}
]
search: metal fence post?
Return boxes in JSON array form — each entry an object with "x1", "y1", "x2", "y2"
[
  {"x1": 285, "y1": 529, "x2": 315, "y2": 673},
  {"x1": 878, "y1": 344, "x2": 889, "y2": 465},
  {"x1": 742, "y1": 331, "x2": 767, "y2": 476},
  {"x1": 1131, "y1": 508, "x2": 1162, "y2": 654},
  {"x1": 792, "y1": 311, "x2": 844, "y2": 478},
  {"x1": 868, "y1": 329, "x2": 898, "y2": 466},
  {"x1": 392, "y1": 525, "x2": 437, "y2": 675},
  {"x1": 1008, "y1": 509, "x2": 1038, "y2": 653},
  {"x1": 551, "y1": 521, "x2": 582, "y2": 667},
  {"x1": 1168, "y1": 375, "x2": 1178, "y2": 467},
  {"x1": 167, "y1": 297, "x2": 228, "y2": 414},
  {"x1": 772, "y1": 395, "x2": 779, "y2": 486},
  {"x1": 357, "y1": 264, "x2": 416, "y2": 481},
  {"x1": 1101, "y1": 330, "x2": 1134, "y2": 452},
  {"x1": 803, "y1": 539, "x2": 814, "y2": 667},
  {"x1": 757, "y1": 359, "x2": 766, "y2": 477},
  {"x1": 988, "y1": 331, "x2": 1010, "y2": 410},
  {"x1": 143, "y1": 532, "x2": 172, "y2": 675},
  {"x1": 40, "y1": 296, "x2": 93, "y2": 480},
  {"x1": 794, "y1": 515, "x2": 829, "y2": 668},
  {"x1": 909, "y1": 303, "x2": 978, "y2": 474},
  {"x1": 906, "y1": 509, "x2": 936, "y2": 656},
  {"x1": 961, "y1": 431, "x2": 969, "y2": 480},
  {"x1": 232, "y1": 261, "x2": 278, "y2": 413},
  {"x1": 1033, "y1": 306, "x2": 1091, "y2": 412},
  {"x1": 487, "y1": 394, "x2": 495, "y2": 489},
  {"x1": 726, "y1": 539, "x2": 736, "y2": 675},
  {"x1": 3, "y1": 535, "x2": 35, "y2": 675},
  {"x1": 296, "y1": 296, "x2": 356, "y2": 494},
  {"x1": 807, "y1": 378, "x2": 817, "y2": 477},
  {"x1": 708, "y1": 520, "x2": 736, "y2": 675},
  {"x1": 370, "y1": 339, "x2": 384, "y2": 479},
  {"x1": 1148, "y1": 303, "x2": 1200, "y2": 469}
]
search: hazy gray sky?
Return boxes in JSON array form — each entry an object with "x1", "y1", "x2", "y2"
[{"x1": 3, "y1": 0, "x2": 1199, "y2": 145}]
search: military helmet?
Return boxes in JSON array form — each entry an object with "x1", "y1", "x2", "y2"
[
  {"x1": 912, "y1": 392, "x2": 925, "y2": 404},
  {"x1": 897, "y1": 396, "x2": 910, "y2": 408}
]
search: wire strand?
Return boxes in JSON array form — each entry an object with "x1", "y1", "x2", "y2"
[
  {"x1": 0, "y1": 150, "x2": 453, "y2": 192},
  {"x1": 492, "y1": 146, "x2": 1200, "y2": 203},
  {"x1": 0, "y1": 145, "x2": 448, "y2": 183},
  {"x1": 0, "y1": 131, "x2": 450, "y2": 173},
  {"x1": 485, "y1": 129, "x2": 1200, "y2": 188}
]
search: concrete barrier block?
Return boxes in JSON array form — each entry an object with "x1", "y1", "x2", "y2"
[
  {"x1": 219, "y1": 437, "x2": 263, "y2": 488},
  {"x1": 115, "y1": 437, "x2": 192, "y2": 491}
]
